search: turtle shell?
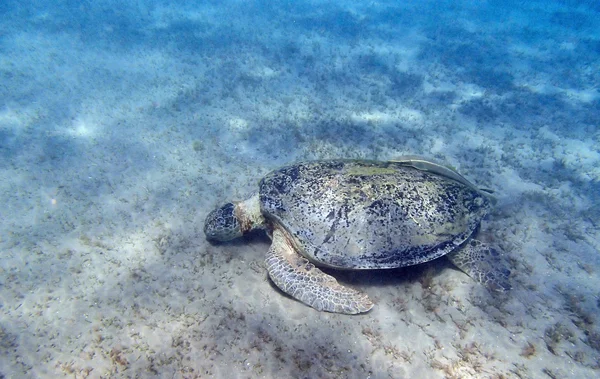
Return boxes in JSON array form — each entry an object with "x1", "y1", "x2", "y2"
[{"x1": 258, "y1": 160, "x2": 489, "y2": 269}]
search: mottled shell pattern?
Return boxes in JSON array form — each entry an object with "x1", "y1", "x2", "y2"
[{"x1": 259, "y1": 160, "x2": 489, "y2": 269}]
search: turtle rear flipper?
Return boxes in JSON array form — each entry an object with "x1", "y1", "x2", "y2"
[
  {"x1": 266, "y1": 228, "x2": 373, "y2": 314},
  {"x1": 447, "y1": 239, "x2": 511, "y2": 292}
]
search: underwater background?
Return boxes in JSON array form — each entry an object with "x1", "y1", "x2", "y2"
[{"x1": 0, "y1": 0, "x2": 599, "y2": 377}]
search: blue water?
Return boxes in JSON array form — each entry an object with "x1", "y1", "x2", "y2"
[{"x1": 0, "y1": 1, "x2": 599, "y2": 378}]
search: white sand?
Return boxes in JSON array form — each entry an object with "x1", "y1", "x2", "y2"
[{"x1": 1, "y1": 1, "x2": 599, "y2": 378}]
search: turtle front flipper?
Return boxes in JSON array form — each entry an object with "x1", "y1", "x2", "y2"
[
  {"x1": 447, "y1": 239, "x2": 511, "y2": 292},
  {"x1": 266, "y1": 228, "x2": 373, "y2": 314}
]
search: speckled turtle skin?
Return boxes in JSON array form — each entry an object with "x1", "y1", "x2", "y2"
[{"x1": 259, "y1": 159, "x2": 488, "y2": 270}]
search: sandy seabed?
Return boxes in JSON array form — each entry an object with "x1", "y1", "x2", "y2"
[{"x1": 1, "y1": 1, "x2": 599, "y2": 378}]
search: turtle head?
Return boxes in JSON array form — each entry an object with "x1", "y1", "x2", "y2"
[{"x1": 204, "y1": 202, "x2": 243, "y2": 241}]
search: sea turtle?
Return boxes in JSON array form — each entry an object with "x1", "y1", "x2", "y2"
[{"x1": 204, "y1": 158, "x2": 510, "y2": 314}]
